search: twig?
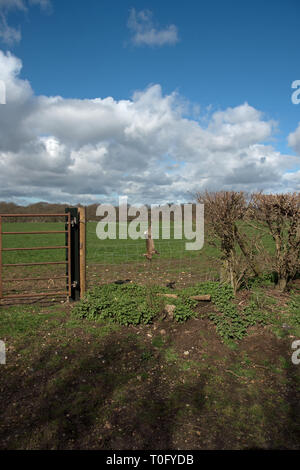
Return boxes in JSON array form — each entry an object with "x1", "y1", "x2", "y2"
[{"x1": 225, "y1": 369, "x2": 247, "y2": 379}]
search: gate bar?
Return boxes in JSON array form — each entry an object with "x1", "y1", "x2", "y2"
[
  {"x1": 3, "y1": 291, "x2": 68, "y2": 299},
  {"x1": 2, "y1": 245, "x2": 66, "y2": 251},
  {"x1": 3, "y1": 231, "x2": 67, "y2": 235},
  {"x1": 1, "y1": 213, "x2": 67, "y2": 217},
  {"x1": 3, "y1": 246, "x2": 66, "y2": 252},
  {"x1": 0, "y1": 211, "x2": 75, "y2": 302},
  {"x1": 5, "y1": 276, "x2": 68, "y2": 282},
  {"x1": 3, "y1": 261, "x2": 68, "y2": 267}
]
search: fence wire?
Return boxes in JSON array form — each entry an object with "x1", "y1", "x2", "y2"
[{"x1": 86, "y1": 234, "x2": 219, "y2": 290}]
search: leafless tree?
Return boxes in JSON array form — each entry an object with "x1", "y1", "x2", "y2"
[
  {"x1": 196, "y1": 191, "x2": 261, "y2": 294},
  {"x1": 249, "y1": 192, "x2": 300, "y2": 291}
]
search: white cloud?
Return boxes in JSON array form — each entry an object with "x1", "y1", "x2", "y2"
[
  {"x1": 0, "y1": 50, "x2": 299, "y2": 205},
  {"x1": 288, "y1": 123, "x2": 300, "y2": 155},
  {"x1": 0, "y1": 0, "x2": 51, "y2": 45},
  {"x1": 0, "y1": 11, "x2": 21, "y2": 45},
  {"x1": 127, "y1": 8, "x2": 179, "y2": 47},
  {"x1": 282, "y1": 170, "x2": 300, "y2": 192}
]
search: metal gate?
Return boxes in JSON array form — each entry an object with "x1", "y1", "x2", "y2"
[{"x1": 0, "y1": 208, "x2": 81, "y2": 302}]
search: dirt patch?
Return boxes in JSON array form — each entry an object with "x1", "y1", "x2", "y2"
[
  {"x1": 0, "y1": 301, "x2": 299, "y2": 450},
  {"x1": 86, "y1": 257, "x2": 219, "y2": 290}
]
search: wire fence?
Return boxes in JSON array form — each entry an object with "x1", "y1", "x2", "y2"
[
  {"x1": 86, "y1": 237, "x2": 220, "y2": 290},
  {"x1": 0, "y1": 220, "x2": 220, "y2": 302}
]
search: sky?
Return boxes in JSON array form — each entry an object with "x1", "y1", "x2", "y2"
[{"x1": 0, "y1": 0, "x2": 299, "y2": 205}]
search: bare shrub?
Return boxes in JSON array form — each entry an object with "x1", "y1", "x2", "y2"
[
  {"x1": 249, "y1": 192, "x2": 300, "y2": 291},
  {"x1": 196, "y1": 191, "x2": 260, "y2": 295}
]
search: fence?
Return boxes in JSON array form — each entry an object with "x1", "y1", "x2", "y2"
[
  {"x1": 0, "y1": 209, "x2": 219, "y2": 303},
  {"x1": 0, "y1": 208, "x2": 86, "y2": 303},
  {"x1": 85, "y1": 221, "x2": 219, "y2": 290}
]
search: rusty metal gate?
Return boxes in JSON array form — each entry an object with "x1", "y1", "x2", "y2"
[{"x1": 0, "y1": 209, "x2": 80, "y2": 302}]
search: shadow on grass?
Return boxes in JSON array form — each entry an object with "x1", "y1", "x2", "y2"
[
  {"x1": 0, "y1": 332, "x2": 208, "y2": 450},
  {"x1": 0, "y1": 323, "x2": 299, "y2": 450}
]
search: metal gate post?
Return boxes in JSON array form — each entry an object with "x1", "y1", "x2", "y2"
[{"x1": 65, "y1": 208, "x2": 80, "y2": 301}]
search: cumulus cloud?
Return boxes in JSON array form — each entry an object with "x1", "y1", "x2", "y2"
[
  {"x1": 282, "y1": 170, "x2": 300, "y2": 192},
  {"x1": 0, "y1": 50, "x2": 299, "y2": 205},
  {"x1": 127, "y1": 8, "x2": 179, "y2": 47},
  {"x1": 0, "y1": 0, "x2": 51, "y2": 45},
  {"x1": 288, "y1": 123, "x2": 300, "y2": 155}
]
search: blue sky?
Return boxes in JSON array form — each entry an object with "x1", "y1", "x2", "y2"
[
  {"x1": 0, "y1": 0, "x2": 299, "y2": 204},
  {"x1": 15, "y1": 0, "x2": 300, "y2": 140}
]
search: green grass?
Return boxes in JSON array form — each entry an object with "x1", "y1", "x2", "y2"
[
  {"x1": 2, "y1": 222, "x2": 67, "y2": 264},
  {"x1": 0, "y1": 305, "x2": 48, "y2": 338},
  {"x1": 1, "y1": 221, "x2": 216, "y2": 266},
  {"x1": 1, "y1": 219, "x2": 277, "y2": 269},
  {"x1": 86, "y1": 221, "x2": 217, "y2": 264},
  {"x1": 165, "y1": 347, "x2": 178, "y2": 362}
]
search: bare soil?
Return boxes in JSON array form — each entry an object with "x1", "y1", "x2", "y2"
[{"x1": 0, "y1": 297, "x2": 299, "y2": 450}]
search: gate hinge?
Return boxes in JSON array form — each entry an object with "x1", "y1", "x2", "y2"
[{"x1": 71, "y1": 217, "x2": 77, "y2": 227}]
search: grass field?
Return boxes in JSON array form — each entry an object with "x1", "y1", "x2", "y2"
[
  {"x1": 1, "y1": 221, "x2": 221, "y2": 298},
  {"x1": 0, "y1": 219, "x2": 281, "y2": 299},
  {"x1": 1, "y1": 219, "x2": 276, "y2": 264},
  {"x1": 1, "y1": 221, "x2": 217, "y2": 264}
]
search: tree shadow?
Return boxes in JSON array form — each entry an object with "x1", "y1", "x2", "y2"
[{"x1": 0, "y1": 332, "x2": 208, "y2": 450}]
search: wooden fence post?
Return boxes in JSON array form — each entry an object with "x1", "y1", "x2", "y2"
[{"x1": 79, "y1": 207, "x2": 86, "y2": 298}]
